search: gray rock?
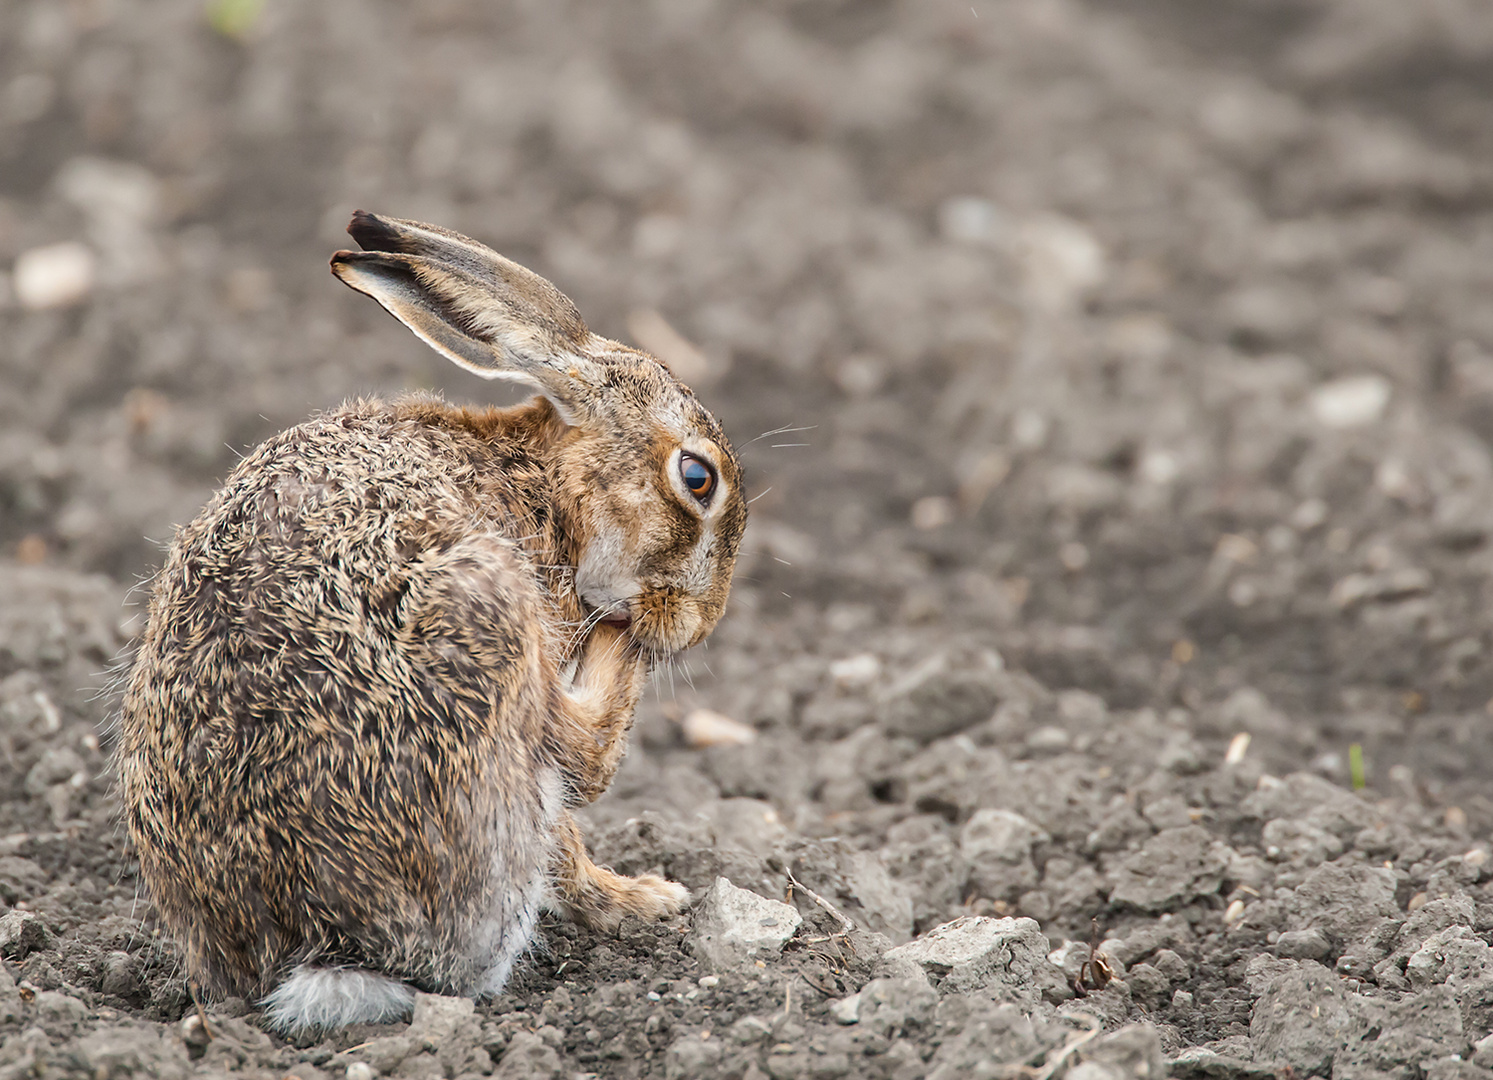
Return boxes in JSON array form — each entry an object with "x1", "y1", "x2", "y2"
[
  {"x1": 77, "y1": 1025, "x2": 189, "y2": 1080},
  {"x1": 1241, "y1": 954, "x2": 1300, "y2": 995},
  {"x1": 729, "y1": 1016, "x2": 772, "y2": 1044},
  {"x1": 923, "y1": 999, "x2": 1045, "y2": 1080},
  {"x1": 1336, "y1": 985, "x2": 1466, "y2": 1078},
  {"x1": 879, "y1": 915, "x2": 1048, "y2": 1001},
  {"x1": 831, "y1": 977, "x2": 938, "y2": 1036},
  {"x1": 844, "y1": 850, "x2": 915, "y2": 943},
  {"x1": 1166, "y1": 1050, "x2": 1284, "y2": 1079},
  {"x1": 1426, "y1": 1058, "x2": 1493, "y2": 1080},
  {"x1": 1249, "y1": 962, "x2": 1358, "y2": 1075},
  {"x1": 408, "y1": 991, "x2": 485, "y2": 1073},
  {"x1": 34, "y1": 989, "x2": 86, "y2": 1031},
  {"x1": 960, "y1": 808, "x2": 1047, "y2": 900},
  {"x1": 0, "y1": 964, "x2": 19, "y2": 1024},
  {"x1": 1100, "y1": 919, "x2": 1190, "y2": 969},
  {"x1": 829, "y1": 993, "x2": 862, "y2": 1024},
  {"x1": 1405, "y1": 925, "x2": 1493, "y2": 1034},
  {"x1": 194, "y1": 1015, "x2": 273, "y2": 1073},
  {"x1": 687, "y1": 877, "x2": 802, "y2": 970},
  {"x1": 1084, "y1": 1023, "x2": 1167, "y2": 1079},
  {"x1": 1261, "y1": 818, "x2": 1343, "y2": 868},
  {"x1": 1406, "y1": 925, "x2": 1487, "y2": 987},
  {"x1": 877, "y1": 647, "x2": 1007, "y2": 742},
  {"x1": 1067, "y1": 1063, "x2": 1126, "y2": 1080},
  {"x1": 1141, "y1": 796, "x2": 1193, "y2": 831},
  {"x1": 1128, "y1": 964, "x2": 1171, "y2": 1007},
  {"x1": 1109, "y1": 826, "x2": 1230, "y2": 912},
  {"x1": 1241, "y1": 772, "x2": 1377, "y2": 839},
  {"x1": 0, "y1": 856, "x2": 48, "y2": 904},
  {"x1": 883, "y1": 814, "x2": 967, "y2": 930},
  {"x1": 1377, "y1": 896, "x2": 1479, "y2": 988},
  {"x1": 100, "y1": 951, "x2": 143, "y2": 1002},
  {"x1": 492, "y1": 1029, "x2": 561, "y2": 1080},
  {"x1": 22, "y1": 746, "x2": 84, "y2": 797},
  {"x1": 0, "y1": 909, "x2": 52, "y2": 959},
  {"x1": 408, "y1": 991, "x2": 475, "y2": 1043},
  {"x1": 1284, "y1": 859, "x2": 1398, "y2": 951},
  {"x1": 1275, "y1": 927, "x2": 1332, "y2": 960},
  {"x1": 336, "y1": 1035, "x2": 415, "y2": 1074},
  {"x1": 700, "y1": 797, "x2": 788, "y2": 859},
  {"x1": 1151, "y1": 948, "x2": 1189, "y2": 982},
  {"x1": 665, "y1": 1034, "x2": 723, "y2": 1080}
]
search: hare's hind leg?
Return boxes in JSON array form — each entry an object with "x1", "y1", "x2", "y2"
[
  {"x1": 262, "y1": 966, "x2": 416, "y2": 1035},
  {"x1": 550, "y1": 812, "x2": 690, "y2": 931}
]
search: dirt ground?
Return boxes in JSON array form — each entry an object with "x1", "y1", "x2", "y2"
[{"x1": 5, "y1": 0, "x2": 1493, "y2": 1076}]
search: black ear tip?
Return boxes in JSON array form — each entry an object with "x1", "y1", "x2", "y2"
[{"x1": 348, "y1": 210, "x2": 398, "y2": 252}]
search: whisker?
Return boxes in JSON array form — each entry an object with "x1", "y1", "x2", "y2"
[
  {"x1": 747, "y1": 424, "x2": 816, "y2": 445},
  {"x1": 747, "y1": 487, "x2": 773, "y2": 505}
]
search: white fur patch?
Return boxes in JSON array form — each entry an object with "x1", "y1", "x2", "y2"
[
  {"x1": 262, "y1": 965, "x2": 416, "y2": 1034},
  {"x1": 470, "y1": 768, "x2": 564, "y2": 997}
]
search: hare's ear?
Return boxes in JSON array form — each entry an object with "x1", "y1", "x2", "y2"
[{"x1": 330, "y1": 212, "x2": 596, "y2": 422}]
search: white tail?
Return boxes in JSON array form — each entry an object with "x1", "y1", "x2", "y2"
[{"x1": 261, "y1": 965, "x2": 417, "y2": 1034}]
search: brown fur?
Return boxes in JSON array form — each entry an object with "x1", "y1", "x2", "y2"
[{"x1": 116, "y1": 213, "x2": 746, "y2": 1015}]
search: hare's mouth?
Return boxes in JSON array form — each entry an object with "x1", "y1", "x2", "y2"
[
  {"x1": 583, "y1": 597, "x2": 635, "y2": 631},
  {"x1": 579, "y1": 582, "x2": 637, "y2": 633}
]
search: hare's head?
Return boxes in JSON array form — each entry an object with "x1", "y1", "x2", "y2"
[{"x1": 331, "y1": 211, "x2": 746, "y2": 655}]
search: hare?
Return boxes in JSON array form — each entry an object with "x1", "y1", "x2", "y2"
[{"x1": 116, "y1": 211, "x2": 746, "y2": 1034}]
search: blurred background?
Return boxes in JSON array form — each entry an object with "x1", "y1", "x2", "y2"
[
  {"x1": 5, "y1": 0, "x2": 1493, "y2": 845},
  {"x1": 10, "y1": 3, "x2": 1493, "y2": 1068}
]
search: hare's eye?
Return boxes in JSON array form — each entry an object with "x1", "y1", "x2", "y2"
[{"x1": 680, "y1": 454, "x2": 715, "y2": 502}]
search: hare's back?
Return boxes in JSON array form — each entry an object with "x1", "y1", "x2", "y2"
[
  {"x1": 117, "y1": 400, "x2": 560, "y2": 993},
  {"x1": 136, "y1": 399, "x2": 544, "y2": 711}
]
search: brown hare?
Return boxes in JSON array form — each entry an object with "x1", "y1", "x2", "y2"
[{"x1": 116, "y1": 211, "x2": 746, "y2": 1033}]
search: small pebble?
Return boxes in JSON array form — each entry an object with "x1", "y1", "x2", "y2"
[
  {"x1": 1026, "y1": 726, "x2": 1071, "y2": 754},
  {"x1": 179, "y1": 1013, "x2": 210, "y2": 1051},
  {"x1": 1224, "y1": 732, "x2": 1251, "y2": 766},
  {"x1": 1059, "y1": 541, "x2": 1089, "y2": 572},
  {"x1": 681, "y1": 708, "x2": 756, "y2": 749},
  {"x1": 345, "y1": 1064, "x2": 375, "y2": 1080},
  {"x1": 14, "y1": 242, "x2": 95, "y2": 310},
  {"x1": 910, "y1": 495, "x2": 956, "y2": 530},
  {"x1": 828, "y1": 653, "x2": 881, "y2": 691},
  {"x1": 1309, "y1": 374, "x2": 1391, "y2": 429}
]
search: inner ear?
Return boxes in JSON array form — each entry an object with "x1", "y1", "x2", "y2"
[{"x1": 331, "y1": 251, "x2": 500, "y2": 374}]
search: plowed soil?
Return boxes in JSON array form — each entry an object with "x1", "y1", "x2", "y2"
[{"x1": 5, "y1": 1, "x2": 1493, "y2": 1077}]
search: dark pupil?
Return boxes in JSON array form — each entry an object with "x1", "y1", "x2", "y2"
[{"x1": 682, "y1": 458, "x2": 712, "y2": 495}]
